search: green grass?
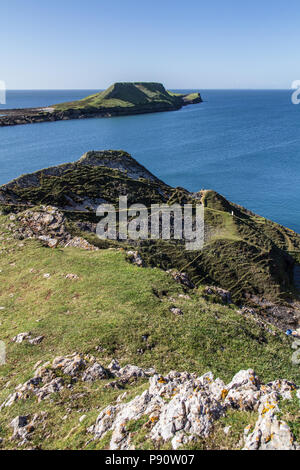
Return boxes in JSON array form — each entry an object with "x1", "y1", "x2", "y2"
[
  {"x1": 278, "y1": 392, "x2": 300, "y2": 444},
  {"x1": 53, "y1": 82, "x2": 201, "y2": 113},
  {"x1": 2, "y1": 157, "x2": 300, "y2": 307},
  {"x1": 0, "y1": 213, "x2": 299, "y2": 449},
  {"x1": 180, "y1": 409, "x2": 258, "y2": 450}
]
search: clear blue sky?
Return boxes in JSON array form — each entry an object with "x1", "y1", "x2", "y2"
[{"x1": 1, "y1": 0, "x2": 299, "y2": 89}]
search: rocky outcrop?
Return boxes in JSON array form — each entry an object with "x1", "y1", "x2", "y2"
[
  {"x1": 126, "y1": 251, "x2": 144, "y2": 267},
  {"x1": 12, "y1": 332, "x2": 44, "y2": 345},
  {"x1": 204, "y1": 286, "x2": 232, "y2": 304},
  {"x1": 6, "y1": 206, "x2": 98, "y2": 250},
  {"x1": 0, "y1": 353, "x2": 155, "y2": 410},
  {"x1": 1, "y1": 349, "x2": 299, "y2": 450},
  {"x1": 10, "y1": 412, "x2": 47, "y2": 445},
  {"x1": 88, "y1": 368, "x2": 299, "y2": 450},
  {"x1": 1, "y1": 150, "x2": 300, "y2": 326},
  {"x1": 167, "y1": 270, "x2": 195, "y2": 289}
]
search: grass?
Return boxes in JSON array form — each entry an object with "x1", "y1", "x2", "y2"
[
  {"x1": 180, "y1": 409, "x2": 259, "y2": 450},
  {"x1": 0, "y1": 213, "x2": 300, "y2": 449},
  {"x1": 278, "y1": 392, "x2": 300, "y2": 444},
  {"x1": 53, "y1": 82, "x2": 201, "y2": 113},
  {"x1": 2, "y1": 170, "x2": 300, "y2": 305}
]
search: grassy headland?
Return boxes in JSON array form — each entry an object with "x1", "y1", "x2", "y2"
[
  {"x1": 0, "y1": 150, "x2": 300, "y2": 450},
  {"x1": 0, "y1": 83, "x2": 202, "y2": 127}
]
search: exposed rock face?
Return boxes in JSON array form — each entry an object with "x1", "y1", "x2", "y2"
[
  {"x1": 10, "y1": 412, "x2": 47, "y2": 445},
  {"x1": 12, "y1": 332, "x2": 32, "y2": 344},
  {"x1": 170, "y1": 307, "x2": 184, "y2": 316},
  {"x1": 126, "y1": 251, "x2": 144, "y2": 267},
  {"x1": 0, "y1": 150, "x2": 169, "y2": 211},
  {"x1": 10, "y1": 416, "x2": 32, "y2": 443},
  {"x1": 204, "y1": 286, "x2": 232, "y2": 304},
  {"x1": 243, "y1": 410, "x2": 297, "y2": 450},
  {"x1": 78, "y1": 151, "x2": 161, "y2": 183},
  {"x1": 167, "y1": 270, "x2": 195, "y2": 289},
  {"x1": 1, "y1": 150, "x2": 300, "y2": 327},
  {"x1": 88, "y1": 368, "x2": 299, "y2": 450},
  {"x1": 7, "y1": 206, "x2": 98, "y2": 250},
  {"x1": 1, "y1": 349, "x2": 299, "y2": 450},
  {"x1": 0, "y1": 354, "x2": 155, "y2": 410},
  {"x1": 12, "y1": 332, "x2": 44, "y2": 345}
]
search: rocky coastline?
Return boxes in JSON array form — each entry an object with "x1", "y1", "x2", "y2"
[{"x1": 0, "y1": 89, "x2": 202, "y2": 127}]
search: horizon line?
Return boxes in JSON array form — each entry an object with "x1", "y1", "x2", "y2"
[{"x1": 3, "y1": 88, "x2": 294, "y2": 91}]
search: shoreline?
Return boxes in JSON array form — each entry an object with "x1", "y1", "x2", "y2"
[{"x1": 0, "y1": 95, "x2": 202, "y2": 127}]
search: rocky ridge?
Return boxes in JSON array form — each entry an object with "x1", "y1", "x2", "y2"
[
  {"x1": 0, "y1": 353, "x2": 155, "y2": 411},
  {"x1": 5, "y1": 206, "x2": 98, "y2": 250},
  {"x1": 1, "y1": 351, "x2": 299, "y2": 450},
  {"x1": 88, "y1": 367, "x2": 299, "y2": 450}
]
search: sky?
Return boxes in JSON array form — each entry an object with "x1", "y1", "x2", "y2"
[{"x1": 1, "y1": 0, "x2": 299, "y2": 90}]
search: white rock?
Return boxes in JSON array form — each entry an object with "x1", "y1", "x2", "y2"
[{"x1": 12, "y1": 332, "x2": 31, "y2": 344}]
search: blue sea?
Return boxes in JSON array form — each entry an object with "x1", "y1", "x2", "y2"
[{"x1": 0, "y1": 89, "x2": 300, "y2": 232}]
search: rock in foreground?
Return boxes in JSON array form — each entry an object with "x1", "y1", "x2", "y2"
[{"x1": 88, "y1": 368, "x2": 299, "y2": 450}]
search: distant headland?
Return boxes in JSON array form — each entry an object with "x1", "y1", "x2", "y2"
[{"x1": 0, "y1": 82, "x2": 202, "y2": 127}]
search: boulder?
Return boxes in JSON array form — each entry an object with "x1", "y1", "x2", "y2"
[{"x1": 204, "y1": 286, "x2": 232, "y2": 304}]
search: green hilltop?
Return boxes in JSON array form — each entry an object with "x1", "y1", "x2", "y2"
[
  {"x1": 0, "y1": 82, "x2": 202, "y2": 127},
  {"x1": 53, "y1": 82, "x2": 202, "y2": 113}
]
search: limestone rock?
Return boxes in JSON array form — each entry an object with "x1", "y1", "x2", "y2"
[
  {"x1": 0, "y1": 353, "x2": 155, "y2": 409},
  {"x1": 12, "y1": 332, "x2": 44, "y2": 345},
  {"x1": 170, "y1": 307, "x2": 184, "y2": 316},
  {"x1": 8, "y1": 206, "x2": 98, "y2": 251},
  {"x1": 89, "y1": 368, "x2": 299, "y2": 450},
  {"x1": 167, "y1": 270, "x2": 195, "y2": 289},
  {"x1": 243, "y1": 411, "x2": 299, "y2": 450},
  {"x1": 28, "y1": 335, "x2": 44, "y2": 345},
  {"x1": 204, "y1": 286, "x2": 232, "y2": 304},
  {"x1": 127, "y1": 251, "x2": 144, "y2": 267},
  {"x1": 12, "y1": 332, "x2": 31, "y2": 343}
]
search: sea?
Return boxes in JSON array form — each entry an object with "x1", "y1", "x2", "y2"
[{"x1": 0, "y1": 89, "x2": 300, "y2": 232}]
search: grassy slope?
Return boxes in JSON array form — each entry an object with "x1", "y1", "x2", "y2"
[
  {"x1": 1, "y1": 163, "x2": 300, "y2": 304},
  {"x1": 53, "y1": 82, "x2": 200, "y2": 112},
  {"x1": 0, "y1": 214, "x2": 299, "y2": 449}
]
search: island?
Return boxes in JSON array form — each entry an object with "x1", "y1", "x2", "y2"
[{"x1": 0, "y1": 82, "x2": 202, "y2": 127}]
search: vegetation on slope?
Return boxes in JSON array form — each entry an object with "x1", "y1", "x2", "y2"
[
  {"x1": 53, "y1": 82, "x2": 202, "y2": 113},
  {"x1": 1, "y1": 150, "x2": 300, "y2": 313},
  {"x1": 0, "y1": 215, "x2": 299, "y2": 449}
]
